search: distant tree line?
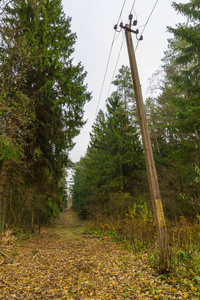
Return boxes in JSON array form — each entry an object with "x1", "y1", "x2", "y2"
[
  {"x1": 0, "y1": 0, "x2": 91, "y2": 231},
  {"x1": 72, "y1": 0, "x2": 200, "y2": 221}
]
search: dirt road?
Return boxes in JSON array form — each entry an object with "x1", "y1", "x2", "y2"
[{"x1": 0, "y1": 210, "x2": 198, "y2": 299}]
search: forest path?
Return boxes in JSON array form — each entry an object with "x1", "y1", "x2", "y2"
[{"x1": 0, "y1": 210, "x2": 197, "y2": 299}]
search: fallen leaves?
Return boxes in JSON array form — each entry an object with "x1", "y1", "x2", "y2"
[{"x1": 0, "y1": 210, "x2": 199, "y2": 299}]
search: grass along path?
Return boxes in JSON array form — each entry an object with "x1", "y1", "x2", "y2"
[{"x1": 0, "y1": 209, "x2": 199, "y2": 299}]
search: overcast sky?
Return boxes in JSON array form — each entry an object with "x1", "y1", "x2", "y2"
[{"x1": 62, "y1": 0, "x2": 188, "y2": 164}]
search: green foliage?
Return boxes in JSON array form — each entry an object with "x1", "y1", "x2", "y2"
[
  {"x1": 149, "y1": 215, "x2": 200, "y2": 279},
  {"x1": 167, "y1": 1, "x2": 200, "y2": 135},
  {"x1": 42, "y1": 197, "x2": 60, "y2": 221},
  {"x1": 72, "y1": 158, "x2": 89, "y2": 219},
  {"x1": 146, "y1": 0, "x2": 200, "y2": 219},
  {"x1": 0, "y1": 0, "x2": 90, "y2": 229},
  {"x1": 194, "y1": 165, "x2": 200, "y2": 183},
  {"x1": 72, "y1": 66, "x2": 146, "y2": 219},
  {"x1": 194, "y1": 275, "x2": 200, "y2": 286},
  {"x1": 0, "y1": 137, "x2": 24, "y2": 161},
  {"x1": 71, "y1": 0, "x2": 200, "y2": 286},
  {"x1": 88, "y1": 199, "x2": 156, "y2": 252}
]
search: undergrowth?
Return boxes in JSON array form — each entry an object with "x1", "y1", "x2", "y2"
[{"x1": 88, "y1": 201, "x2": 200, "y2": 294}]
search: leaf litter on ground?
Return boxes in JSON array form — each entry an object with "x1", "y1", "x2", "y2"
[{"x1": 0, "y1": 210, "x2": 199, "y2": 299}]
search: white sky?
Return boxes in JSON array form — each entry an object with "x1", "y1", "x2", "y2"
[{"x1": 62, "y1": 0, "x2": 188, "y2": 164}]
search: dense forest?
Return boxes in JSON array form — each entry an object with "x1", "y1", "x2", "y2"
[
  {"x1": 72, "y1": 0, "x2": 200, "y2": 272},
  {"x1": 0, "y1": 0, "x2": 91, "y2": 231},
  {"x1": 0, "y1": 0, "x2": 199, "y2": 290},
  {"x1": 0, "y1": 0, "x2": 199, "y2": 246},
  {"x1": 72, "y1": 0, "x2": 200, "y2": 221}
]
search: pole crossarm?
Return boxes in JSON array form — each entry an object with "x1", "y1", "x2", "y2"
[{"x1": 120, "y1": 23, "x2": 138, "y2": 34}]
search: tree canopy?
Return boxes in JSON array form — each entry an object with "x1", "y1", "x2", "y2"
[
  {"x1": 72, "y1": 0, "x2": 200, "y2": 221},
  {"x1": 72, "y1": 66, "x2": 146, "y2": 219},
  {"x1": 0, "y1": 0, "x2": 91, "y2": 230}
]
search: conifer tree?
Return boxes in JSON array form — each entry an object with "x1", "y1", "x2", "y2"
[
  {"x1": 147, "y1": 0, "x2": 200, "y2": 218},
  {"x1": 0, "y1": 0, "x2": 90, "y2": 228},
  {"x1": 167, "y1": 0, "x2": 200, "y2": 137},
  {"x1": 72, "y1": 66, "x2": 146, "y2": 218}
]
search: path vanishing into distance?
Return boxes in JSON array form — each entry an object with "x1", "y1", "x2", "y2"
[{"x1": 0, "y1": 210, "x2": 198, "y2": 299}]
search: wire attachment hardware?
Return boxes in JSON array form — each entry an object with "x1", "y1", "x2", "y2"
[
  {"x1": 114, "y1": 14, "x2": 143, "y2": 42},
  {"x1": 113, "y1": 24, "x2": 121, "y2": 32}
]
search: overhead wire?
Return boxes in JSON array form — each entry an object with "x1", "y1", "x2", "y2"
[
  {"x1": 102, "y1": 0, "x2": 159, "y2": 108},
  {"x1": 130, "y1": 0, "x2": 137, "y2": 17},
  {"x1": 94, "y1": 0, "x2": 160, "y2": 121},
  {"x1": 94, "y1": 37, "x2": 115, "y2": 120},
  {"x1": 118, "y1": 0, "x2": 127, "y2": 23},
  {"x1": 102, "y1": 0, "x2": 137, "y2": 114},
  {"x1": 135, "y1": 0, "x2": 159, "y2": 52},
  {"x1": 101, "y1": 0, "x2": 138, "y2": 115},
  {"x1": 94, "y1": 0, "x2": 127, "y2": 121},
  {"x1": 103, "y1": 32, "x2": 125, "y2": 113}
]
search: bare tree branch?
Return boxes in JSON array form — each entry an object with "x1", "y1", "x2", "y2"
[{"x1": 0, "y1": 0, "x2": 13, "y2": 16}]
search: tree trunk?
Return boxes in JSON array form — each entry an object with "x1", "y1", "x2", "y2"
[{"x1": 0, "y1": 161, "x2": 9, "y2": 232}]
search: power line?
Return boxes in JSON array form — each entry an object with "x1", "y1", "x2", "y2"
[
  {"x1": 107, "y1": 35, "x2": 125, "y2": 99},
  {"x1": 97, "y1": 0, "x2": 159, "y2": 119},
  {"x1": 130, "y1": 0, "x2": 137, "y2": 15},
  {"x1": 94, "y1": 0, "x2": 127, "y2": 121},
  {"x1": 118, "y1": 0, "x2": 127, "y2": 23},
  {"x1": 135, "y1": 0, "x2": 159, "y2": 51},
  {"x1": 103, "y1": 32, "x2": 125, "y2": 113},
  {"x1": 94, "y1": 33, "x2": 116, "y2": 120}
]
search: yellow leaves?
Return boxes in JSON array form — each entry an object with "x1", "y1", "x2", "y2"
[
  {"x1": 0, "y1": 210, "x2": 199, "y2": 300},
  {"x1": 1, "y1": 229, "x2": 15, "y2": 245}
]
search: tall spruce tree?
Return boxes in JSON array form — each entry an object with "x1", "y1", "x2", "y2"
[
  {"x1": 0, "y1": 0, "x2": 90, "y2": 229},
  {"x1": 72, "y1": 66, "x2": 146, "y2": 218},
  {"x1": 147, "y1": 0, "x2": 200, "y2": 218},
  {"x1": 166, "y1": 0, "x2": 200, "y2": 137}
]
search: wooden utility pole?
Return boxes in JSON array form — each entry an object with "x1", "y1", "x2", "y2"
[{"x1": 116, "y1": 16, "x2": 169, "y2": 268}]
